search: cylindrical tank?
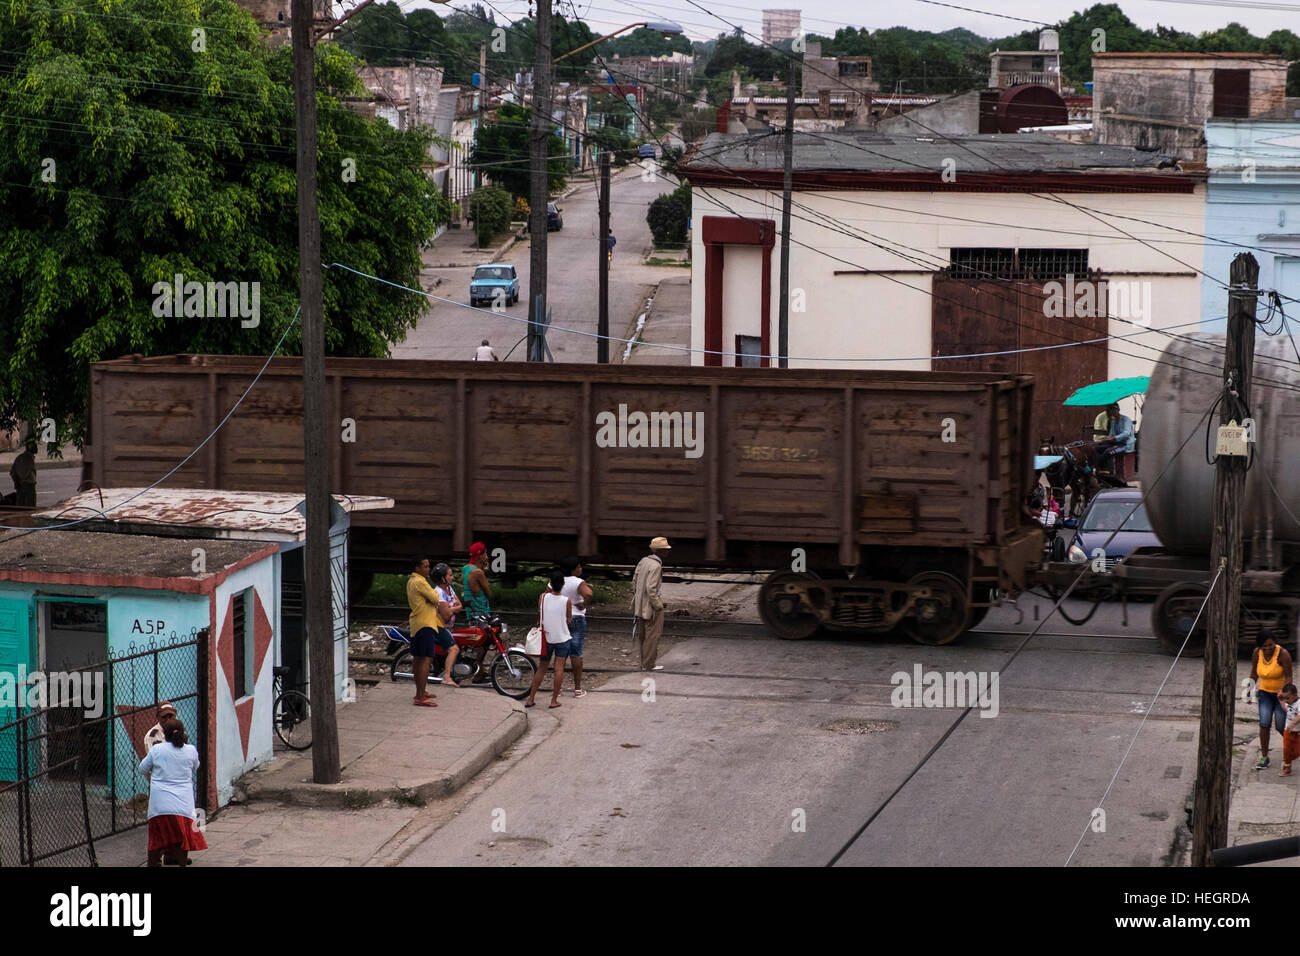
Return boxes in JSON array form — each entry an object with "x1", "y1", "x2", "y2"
[
  {"x1": 1143, "y1": 334, "x2": 1300, "y2": 554},
  {"x1": 1039, "y1": 29, "x2": 1060, "y2": 51}
]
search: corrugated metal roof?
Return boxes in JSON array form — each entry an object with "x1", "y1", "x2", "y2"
[
  {"x1": 35, "y1": 489, "x2": 394, "y2": 542},
  {"x1": 688, "y1": 130, "x2": 1178, "y2": 173}
]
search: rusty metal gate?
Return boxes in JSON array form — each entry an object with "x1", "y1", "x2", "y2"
[{"x1": 0, "y1": 632, "x2": 207, "y2": 866}]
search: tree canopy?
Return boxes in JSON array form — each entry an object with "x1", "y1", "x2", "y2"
[
  {"x1": 469, "y1": 102, "x2": 568, "y2": 199},
  {"x1": 0, "y1": 0, "x2": 452, "y2": 447}
]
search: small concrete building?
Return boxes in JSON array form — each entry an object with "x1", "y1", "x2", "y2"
[
  {"x1": 0, "y1": 529, "x2": 277, "y2": 810},
  {"x1": 1092, "y1": 52, "x2": 1289, "y2": 161}
]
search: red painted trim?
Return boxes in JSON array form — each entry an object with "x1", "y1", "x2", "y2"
[
  {"x1": 680, "y1": 167, "x2": 1198, "y2": 193},
  {"x1": 701, "y1": 216, "x2": 776, "y2": 369},
  {"x1": 0, "y1": 543, "x2": 280, "y2": 594}
]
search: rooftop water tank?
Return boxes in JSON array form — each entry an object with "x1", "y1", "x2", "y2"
[{"x1": 1039, "y1": 29, "x2": 1060, "y2": 51}]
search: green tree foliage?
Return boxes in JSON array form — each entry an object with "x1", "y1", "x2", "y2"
[
  {"x1": 587, "y1": 126, "x2": 635, "y2": 165},
  {"x1": 469, "y1": 102, "x2": 567, "y2": 199},
  {"x1": 646, "y1": 180, "x2": 691, "y2": 248},
  {"x1": 602, "y1": 27, "x2": 693, "y2": 58},
  {"x1": 0, "y1": 0, "x2": 451, "y2": 447},
  {"x1": 338, "y1": 3, "x2": 594, "y2": 85},
  {"x1": 704, "y1": 33, "x2": 789, "y2": 82},
  {"x1": 806, "y1": 26, "x2": 986, "y2": 94},
  {"x1": 467, "y1": 186, "x2": 512, "y2": 247}
]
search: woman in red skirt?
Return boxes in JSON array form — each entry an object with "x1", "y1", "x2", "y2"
[{"x1": 138, "y1": 717, "x2": 208, "y2": 866}]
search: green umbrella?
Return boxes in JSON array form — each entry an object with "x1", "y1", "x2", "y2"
[{"x1": 1063, "y1": 376, "x2": 1150, "y2": 407}]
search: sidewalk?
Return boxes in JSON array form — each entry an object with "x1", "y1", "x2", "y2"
[
  {"x1": 1223, "y1": 702, "x2": 1300, "y2": 864},
  {"x1": 92, "y1": 680, "x2": 527, "y2": 866},
  {"x1": 619, "y1": 275, "x2": 691, "y2": 365}
]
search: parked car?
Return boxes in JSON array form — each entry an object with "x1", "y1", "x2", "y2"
[
  {"x1": 638, "y1": 143, "x2": 657, "y2": 159},
  {"x1": 469, "y1": 264, "x2": 519, "y2": 307},
  {"x1": 1065, "y1": 488, "x2": 1161, "y2": 572},
  {"x1": 547, "y1": 202, "x2": 563, "y2": 231}
]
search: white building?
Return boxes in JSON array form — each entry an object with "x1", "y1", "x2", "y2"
[
  {"x1": 680, "y1": 130, "x2": 1205, "y2": 441},
  {"x1": 761, "y1": 9, "x2": 801, "y2": 45}
]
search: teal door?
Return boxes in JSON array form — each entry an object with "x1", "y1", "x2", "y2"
[{"x1": 0, "y1": 597, "x2": 33, "y2": 780}]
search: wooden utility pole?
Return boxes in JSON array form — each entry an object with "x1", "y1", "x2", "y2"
[
  {"x1": 777, "y1": 60, "x2": 796, "y2": 368},
  {"x1": 475, "y1": 42, "x2": 486, "y2": 189},
  {"x1": 292, "y1": 0, "x2": 340, "y2": 783},
  {"x1": 598, "y1": 151, "x2": 611, "y2": 363},
  {"x1": 527, "y1": 0, "x2": 552, "y2": 362},
  {"x1": 1192, "y1": 251, "x2": 1258, "y2": 865}
]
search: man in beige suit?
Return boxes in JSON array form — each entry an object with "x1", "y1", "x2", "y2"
[{"x1": 632, "y1": 537, "x2": 670, "y2": 671}]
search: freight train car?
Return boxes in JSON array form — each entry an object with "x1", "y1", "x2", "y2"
[{"x1": 85, "y1": 356, "x2": 1043, "y2": 644}]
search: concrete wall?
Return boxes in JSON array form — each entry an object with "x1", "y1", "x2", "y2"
[
  {"x1": 1201, "y1": 119, "x2": 1300, "y2": 332},
  {"x1": 690, "y1": 184, "x2": 1206, "y2": 381},
  {"x1": 876, "y1": 91, "x2": 981, "y2": 137},
  {"x1": 1093, "y1": 57, "x2": 1289, "y2": 159},
  {"x1": 211, "y1": 559, "x2": 277, "y2": 807}
]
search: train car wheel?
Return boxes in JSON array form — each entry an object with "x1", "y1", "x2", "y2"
[
  {"x1": 758, "y1": 571, "x2": 821, "y2": 640},
  {"x1": 903, "y1": 572, "x2": 969, "y2": 646},
  {"x1": 1152, "y1": 582, "x2": 1209, "y2": 657}
]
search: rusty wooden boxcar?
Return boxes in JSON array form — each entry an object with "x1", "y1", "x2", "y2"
[{"x1": 85, "y1": 355, "x2": 1042, "y2": 644}]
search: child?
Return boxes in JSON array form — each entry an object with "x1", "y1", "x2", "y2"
[{"x1": 1282, "y1": 683, "x2": 1300, "y2": 777}]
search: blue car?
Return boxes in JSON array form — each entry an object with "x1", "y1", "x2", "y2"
[
  {"x1": 1066, "y1": 488, "x2": 1161, "y2": 572},
  {"x1": 638, "y1": 143, "x2": 656, "y2": 159},
  {"x1": 469, "y1": 264, "x2": 519, "y2": 307}
]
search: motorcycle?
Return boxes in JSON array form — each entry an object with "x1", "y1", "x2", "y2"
[{"x1": 382, "y1": 616, "x2": 535, "y2": 700}]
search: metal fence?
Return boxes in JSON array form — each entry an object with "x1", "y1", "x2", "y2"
[{"x1": 0, "y1": 631, "x2": 207, "y2": 866}]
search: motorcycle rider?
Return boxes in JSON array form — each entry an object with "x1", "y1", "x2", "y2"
[{"x1": 463, "y1": 542, "x2": 494, "y2": 683}]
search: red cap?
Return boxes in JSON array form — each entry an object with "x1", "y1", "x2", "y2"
[{"x1": 470, "y1": 541, "x2": 487, "y2": 557}]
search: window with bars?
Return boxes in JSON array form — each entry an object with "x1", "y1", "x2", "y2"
[
  {"x1": 947, "y1": 247, "x2": 1089, "y2": 281},
  {"x1": 232, "y1": 588, "x2": 252, "y2": 700}
]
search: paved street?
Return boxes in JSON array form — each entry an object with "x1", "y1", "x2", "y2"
[
  {"x1": 394, "y1": 593, "x2": 1209, "y2": 867},
  {"x1": 392, "y1": 162, "x2": 688, "y2": 364}
]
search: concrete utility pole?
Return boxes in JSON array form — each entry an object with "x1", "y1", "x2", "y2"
[
  {"x1": 598, "y1": 151, "x2": 611, "y2": 363},
  {"x1": 476, "y1": 42, "x2": 486, "y2": 190},
  {"x1": 1192, "y1": 252, "x2": 1258, "y2": 866},
  {"x1": 527, "y1": 0, "x2": 553, "y2": 362},
  {"x1": 777, "y1": 58, "x2": 797, "y2": 368},
  {"x1": 292, "y1": 0, "x2": 340, "y2": 783}
]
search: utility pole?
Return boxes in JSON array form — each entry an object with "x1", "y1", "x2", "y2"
[
  {"x1": 598, "y1": 151, "x2": 611, "y2": 363},
  {"x1": 527, "y1": 0, "x2": 553, "y2": 362},
  {"x1": 291, "y1": 0, "x2": 340, "y2": 783},
  {"x1": 475, "y1": 42, "x2": 486, "y2": 189},
  {"x1": 777, "y1": 57, "x2": 797, "y2": 368},
  {"x1": 1192, "y1": 251, "x2": 1258, "y2": 866}
]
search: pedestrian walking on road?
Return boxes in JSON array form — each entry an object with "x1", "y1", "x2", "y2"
[
  {"x1": 138, "y1": 717, "x2": 207, "y2": 866},
  {"x1": 561, "y1": 556, "x2": 593, "y2": 697},
  {"x1": 1252, "y1": 629, "x2": 1293, "y2": 770},
  {"x1": 1282, "y1": 683, "x2": 1300, "y2": 776},
  {"x1": 525, "y1": 569, "x2": 572, "y2": 710},
  {"x1": 632, "y1": 537, "x2": 670, "y2": 671}
]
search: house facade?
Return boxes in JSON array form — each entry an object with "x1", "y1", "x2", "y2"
[
  {"x1": 681, "y1": 130, "x2": 1205, "y2": 441},
  {"x1": 1201, "y1": 111, "x2": 1300, "y2": 332}
]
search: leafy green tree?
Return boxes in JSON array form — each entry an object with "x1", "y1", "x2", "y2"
[
  {"x1": 469, "y1": 102, "x2": 568, "y2": 199},
  {"x1": 646, "y1": 180, "x2": 691, "y2": 248},
  {"x1": 467, "y1": 186, "x2": 512, "y2": 246},
  {"x1": 602, "y1": 27, "x2": 693, "y2": 58},
  {"x1": 0, "y1": 0, "x2": 452, "y2": 447}
]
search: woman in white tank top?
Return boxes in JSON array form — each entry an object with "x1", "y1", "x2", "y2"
[{"x1": 525, "y1": 569, "x2": 573, "y2": 709}]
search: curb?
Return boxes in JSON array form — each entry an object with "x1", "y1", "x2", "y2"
[{"x1": 240, "y1": 705, "x2": 527, "y2": 810}]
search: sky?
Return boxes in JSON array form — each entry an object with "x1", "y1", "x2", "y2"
[{"x1": 433, "y1": 0, "x2": 1300, "y2": 42}]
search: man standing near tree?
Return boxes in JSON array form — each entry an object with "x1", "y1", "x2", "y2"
[
  {"x1": 631, "y1": 537, "x2": 670, "y2": 672},
  {"x1": 8, "y1": 439, "x2": 36, "y2": 507}
]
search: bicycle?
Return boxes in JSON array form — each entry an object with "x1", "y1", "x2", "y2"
[{"x1": 272, "y1": 665, "x2": 313, "y2": 751}]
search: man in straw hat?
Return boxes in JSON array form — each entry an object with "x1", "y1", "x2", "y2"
[{"x1": 632, "y1": 537, "x2": 671, "y2": 671}]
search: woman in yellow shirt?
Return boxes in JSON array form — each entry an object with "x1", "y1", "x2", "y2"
[{"x1": 1251, "y1": 630, "x2": 1293, "y2": 770}]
